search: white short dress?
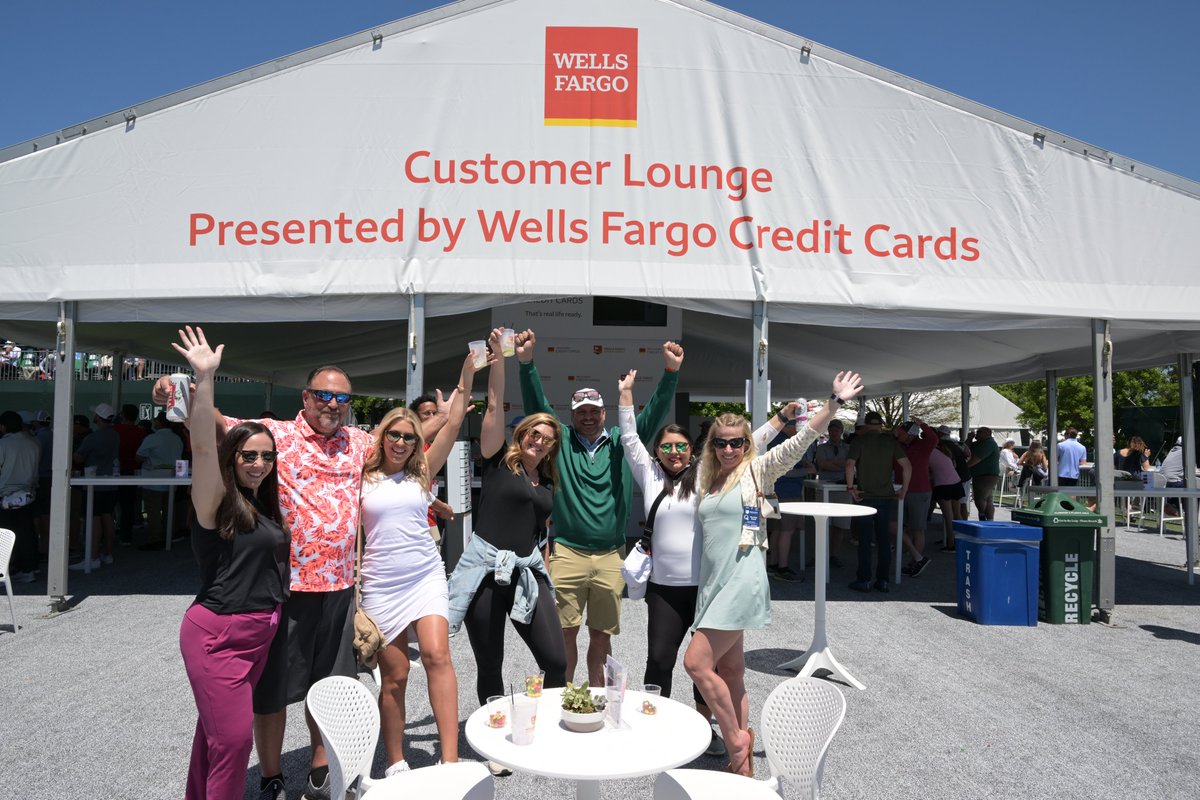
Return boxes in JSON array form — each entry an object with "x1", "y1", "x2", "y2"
[{"x1": 360, "y1": 472, "x2": 449, "y2": 645}]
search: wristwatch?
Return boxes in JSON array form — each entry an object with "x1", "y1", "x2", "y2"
[{"x1": 830, "y1": 393, "x2": 845, "y2": 405}]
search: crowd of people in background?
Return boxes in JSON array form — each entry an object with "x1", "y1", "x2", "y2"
[{"x1": 0, "y1": 324, "x2": 1185, "y2": 800}]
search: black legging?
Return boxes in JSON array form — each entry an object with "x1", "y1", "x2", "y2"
[
  {"x1": 1018, "y1": 465, "x2": 1045, "y2": 488},
  {"x1": 463, "y1": 571, "x2": 567, "y2": 705},
  {"x1": 644, "y1": 582, "x2": 705, "y2": 706}
]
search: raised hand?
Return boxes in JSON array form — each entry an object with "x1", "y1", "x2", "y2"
[
  {"x1": 832, "y1": 371, "x2": 864, "y2": 403},
  {"x1": 662, "y1": 341, "x2": 684, "y2": 371},
  {"x1": 170, "y1": 325, "x2": 223, "y2": 377},
  {"x1": 515, "y1": 329, "x2": 537, "y2": 363},
  {"x1": 488, "y1": 327, "x2": 507, "y2": 359},
  {"x1": 618, "y1": 369, "x2": 638, "y2": 394}
]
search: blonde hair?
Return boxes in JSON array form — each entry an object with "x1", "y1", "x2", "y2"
[
  {"x1": 504, "y1": 413, "x2": 561, "y2": 488},
  {"x1": 364, "y1": 406, "x2": 431, "y2": 492},
  {"x1": 697, "y1": 413, "x2": 756, "y2": 496}
]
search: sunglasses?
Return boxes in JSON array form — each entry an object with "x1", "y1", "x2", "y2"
[
  {"x1": 711, "y1": 437, "x2": 747, "y2": 450},
  {"x1": 659, "y1": 442, "x2": 691, "y2": 454},
  {"x1": 306, "y1": 388, "x2": 351, "y2": 404},
  {"x1": 237, "y1": 450, "x2": 277, "y2": 464},
  {"x1": 572, "y1": 390, "x2": 602, "y2": 402},
  {"x1": 385, "y1": 431, "x2": 419, "y2": 444},
  {"x1": 525, "y1": 430, "x2": 557, "y2": 446}
]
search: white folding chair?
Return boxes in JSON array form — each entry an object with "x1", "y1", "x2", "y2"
[
  {"x1": 1155, "y1": 473, "x2": 1185, "y2": 537},
  {"x1": 0, "y1": 528, "x2": 16, "y2": 633},
  {"x1": 655, "y1": 677, "x2": 847, "y2": 800},
  {"x1": 996, "y1": 470, "x2": 1020, "y2": 507},
  {"x1": 306, "y1": 676, "x2": 492, "y2": 800}
]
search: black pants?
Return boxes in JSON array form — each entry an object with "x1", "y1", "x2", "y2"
[
  {"x1": 464, "y1": 571, "x2": 567, "y2": 705},
  {"x1": 1018, "y1": 466, "x2": 1045, "y2": 488},
  {"x1": 644, "y1": 582, "x2": 705, "y2": 706},
  {"x1": 855, "y1": 498, "x2": 894, "y2": 583},
  {"x1": 0, "y1": 505, "x2": 37, "y2": 573}
]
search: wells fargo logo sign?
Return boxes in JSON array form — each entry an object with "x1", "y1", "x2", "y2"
[{"x1": 544, "y1": 27, "x2": 638, "y2": 128}]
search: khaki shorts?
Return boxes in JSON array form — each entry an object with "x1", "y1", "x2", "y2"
[{"x1": 549, "y1": 542, "x2": 624, "y2": 635}]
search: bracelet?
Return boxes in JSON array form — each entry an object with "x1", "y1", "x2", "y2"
[
  {"x1": 776, "y1": 409, "x2": 789, "y2": 423},
  {"x1": 455, "y1": 385, "x2": 466, "y2": 393},
  {"x1": 830, "y1": 393, "x2": 845, "y2": 405}
]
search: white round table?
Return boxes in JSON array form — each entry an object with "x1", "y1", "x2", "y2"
[
  {"x1": 465, "y1": 686, "x2": 710, "y2": 800},
  {"x1": 777, "y1": 501, "x2": 876, "y2": 689}
]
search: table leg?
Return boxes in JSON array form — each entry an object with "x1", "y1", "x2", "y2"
[
  {"x1": 84, "y1": 487, "x2": 95, "y2": 574},
  {"x1": 166, "y1": 488, "x2": 176, "y2": 552},
  {"x1": 777, "y1": 516, "x2": 865, "y2": 690},
  {"x1": 575, "y1": 779, "x2": 600, "y2": 800}
]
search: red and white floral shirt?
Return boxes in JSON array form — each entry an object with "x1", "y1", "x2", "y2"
[{"x1": 225, "y1": 412, "x2": 373, "y2": 593}]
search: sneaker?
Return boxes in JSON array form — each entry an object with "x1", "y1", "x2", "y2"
[
  {"x1": 766, "y1": 565, "x2": 782, "y2": 579},
  {"x1": 901, "y1": 562, "x2": 918, "y2": 577},
  {"x1": 68, "y1": 558, "x2": 101, "y2": 571},
  {"x1": 100, "y1": 554, "x2": 114, "y2": 566},
  {"x1": 909, "y1": 557, "x2": 930, "y2": 577},
  {"x1": 301, "y1": 774, "x2": 329, "y2": 800},
  {"x1": 259, "y1": 777, "x2": 287, "y2": 800},
  {"x1": 775, "y1": 567, "x2": 802, "y2": 583},
  {"x1": 873, "y1": 579, "x2": 890, "y2": 593},
  {"x1": 487, "y1": 761, "x2": 513, "y2": 777},
  {"x1": 848, "y1": 580, "x2": 872, "y2": 593},
  {"x1": 704, "y1": 728, "x2": 727, "y2": 757},
  {"x1": 12, "y1": 570, "x2": 36, "y2": 583},
  {"x1": 384, "y1": 760, "x2": 410, "y2": 778}
]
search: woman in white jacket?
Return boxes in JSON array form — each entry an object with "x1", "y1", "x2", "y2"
[{"x1": 683, "y1": 371, "x2": 864, "y2": 777}]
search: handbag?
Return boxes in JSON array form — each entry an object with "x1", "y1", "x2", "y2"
[
  {"x1": 351, "y1": 482, "x2": 385, "y2": 669},
  {"x1": 621, "y1": 484, "x2": 671, "y2": 601},
  {"x1": 751, "y1": 463, "x2": 781, "y2": 519}
]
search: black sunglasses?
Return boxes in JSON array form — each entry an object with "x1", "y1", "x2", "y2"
[
  {"x1": 307, "y1": 388, "x2": 351, "y2": 404},
  {"x1": 711, "y1": 437, "x2": 747, "y2": 450},
  {"x1": 384, "y1": 431, "x2": 420, "y2": 445},
  {"x1": 237, "y1": 450, "x2": 277, "y2": 464}
]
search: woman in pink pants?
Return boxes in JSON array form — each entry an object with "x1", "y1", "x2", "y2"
[{"x1": 175, "y1": 326, "x2": 290, "y2": 800}]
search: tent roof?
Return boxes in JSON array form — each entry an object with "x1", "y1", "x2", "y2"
[{"x1": 2, "y1": 0, "x2": 1198, "y2": 396}]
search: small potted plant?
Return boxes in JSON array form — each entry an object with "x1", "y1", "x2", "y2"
[{"x1": 560, "y1": 681, "x2": 607, "y2": 732}]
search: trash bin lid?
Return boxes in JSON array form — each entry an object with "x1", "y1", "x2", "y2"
[
  {"x1": 1011, "y1": 492, "x2": 1108, "y2": 527},
  {"x1": 952, "y1": 520, "x2": 1042, "y2": 541}
]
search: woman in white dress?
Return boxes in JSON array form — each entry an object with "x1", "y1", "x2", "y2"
[{"x1": 360, "y1": 352, "x2": 478, "y2": 774}]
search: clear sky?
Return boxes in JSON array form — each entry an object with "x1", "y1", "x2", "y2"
[{"x1": 2, "y1": 0, "x2": 1196, "y2": 182}]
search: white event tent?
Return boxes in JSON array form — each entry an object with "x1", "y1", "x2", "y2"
[{"x1": 2, "y1": 0, "x2": 1198, "y2": 610}]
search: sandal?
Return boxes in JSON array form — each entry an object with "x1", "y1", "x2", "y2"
[{"x1": 727, "y1": 727, "x2": 755, "y2": 778}]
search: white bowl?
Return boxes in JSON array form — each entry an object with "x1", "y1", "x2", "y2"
[{"x1": 561, "y1": 708, "x2": 605, "y2": 733}]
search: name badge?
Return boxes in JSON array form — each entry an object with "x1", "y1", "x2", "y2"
[{"x1": 742, "y1": 505, "x2": 761, "y2": 530}]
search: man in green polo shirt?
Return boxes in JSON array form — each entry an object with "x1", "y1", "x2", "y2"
[
  {"x1": 517, "y1": 329, "x2": 683, "y2": 685},
  {"x1": 966, "y1": 426, "x2": 1001, "y2": 520}
]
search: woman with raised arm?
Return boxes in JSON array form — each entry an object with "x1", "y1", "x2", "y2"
[
  {"x1": 360, "y1": 351, "x2": 478, "y2": 775},
  {"x1": 684, "y1": 371, "x2": 864, "y2": 778},
  {"x1": 175, "y1": 326, "x2": 289, "y2": 800},
  {"x1": 447, "y1": 328, "x2": 567, "y2": 773}
]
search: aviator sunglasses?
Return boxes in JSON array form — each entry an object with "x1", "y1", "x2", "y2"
[
  {"x1": 658, "y1": 442, "x2": 691, "y2": 454},
  {"x1": 307, "y1": 388, "x2": 352, "y2": 404},
  {"x1": 571, "y1": 389, "x2": 602, "y2": 403},
  {"x1": 237, "y1": 450, "x2": 277, "y2": 464},
  {"x1": 525, "y1": 430, "x2": 557, "y2": 446},
  {"x1": 385, "y1": 431, "x2": 420, "y2": 444},
  {"x1": 711, "y1": 437, "x2": 747, "y2": 450}
]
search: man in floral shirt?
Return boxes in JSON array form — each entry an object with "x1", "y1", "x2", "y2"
[{"x1": 157, "y1": 364, "x2": 377, "y2": 800}]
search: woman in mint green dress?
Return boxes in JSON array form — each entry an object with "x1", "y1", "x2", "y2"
[{"x1": 684, "y1": 371, "x2": 863, "y2": 777}]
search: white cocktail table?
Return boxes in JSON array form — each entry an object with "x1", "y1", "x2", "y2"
[
  {"x1": 465, "y1": 686, "x2": 710, "y2": 800},
  {"x1": 70, "y1": 475, "x2": 193, "y2": 572},
  {"x1": 776, "y1": 501, "x2": 876, "y2": 689}
]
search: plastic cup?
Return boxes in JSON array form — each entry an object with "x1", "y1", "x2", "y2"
[
  {"x1": 486, "y1": 695, "x2": 508, "y2": 729},
  {"x1": 524, "y1": 669, "x2": 545, "y2": 698},
  {"x1": 469, "y1": 340, "x2": 488, "y2": 369},
  {"x1": 510, "y1": 694, "x2": 537, "y2": 745},
  {"x1": 640, "y1": 684, "x2": 661, "y2": 715},
  {"x1": 501, "y1": 328, "x2": 516, "y2": 357}
]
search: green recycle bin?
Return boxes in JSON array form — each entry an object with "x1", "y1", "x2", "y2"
[{"x1": 1011, "y1": 492, "x2": 1106, "y2": 624}]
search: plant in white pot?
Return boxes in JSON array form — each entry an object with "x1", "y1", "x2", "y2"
[{"x1": 560, "y1": 682, "x2": 607, "y2": 732}]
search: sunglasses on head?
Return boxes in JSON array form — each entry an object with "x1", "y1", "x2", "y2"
[
  {"x1": 572, "y1": 390, "x2": 601, "y2": 402},
  {"x1": 525, "y1": 430, "x2": 556, "y2": 446},
  {"x1": 659, "y1": 442, "x2": 691, "y2": 454},
  {"x1": 384, "y1": 431, "x2": 419, "y2": 444},
  {"x1": 306, "y1": 388, "x2": 351, "y2": 404},
  {"x1": 711, "y1": 437, "x2": 747, "y2": 450},
  {"x1": 237, "y1": 450, "x2": 277, "y2": 464}
]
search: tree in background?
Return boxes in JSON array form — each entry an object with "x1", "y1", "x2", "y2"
[{"x1": 861, "y1": 390, "x2": 960, "y2": 430}]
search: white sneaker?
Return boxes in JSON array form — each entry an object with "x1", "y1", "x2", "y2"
[
  {"x1": 69, "y1": 558, "x2": 101, "y2": 571},
  {"x1": 487, "y1": 761, "x2": 512, "y2": 777},
  {"x1": 100, "y1": 554, "x2": 114, "y2": 565},
  {"x1": 384, "y1": 760, "x2": 410, "y2": 777}
]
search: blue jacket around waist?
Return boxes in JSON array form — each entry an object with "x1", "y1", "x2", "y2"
[{"x1": 447, "y1": 534, "x2": 551, "y2": 634}]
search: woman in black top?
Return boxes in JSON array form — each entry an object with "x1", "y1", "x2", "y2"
[
  {"x1": 174, "y1": 326, "x2": 289, "y2": 800},
  {"x1": 449, "y1": 327, "x2": 568, "y2": 713}
]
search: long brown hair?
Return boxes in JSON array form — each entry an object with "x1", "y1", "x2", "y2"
[
  {"x1": 215, "y1": 422, "x2": 287, "y2": 542},
  {"x1": 505, "y1": 413, "x2": 561, "y2": 488},
  {"x1": 363, "y1": 407, "x2": 431, "y2": 492},
  {"x1": 697, "y1": 413, "x2": 756, "y2": 496}
]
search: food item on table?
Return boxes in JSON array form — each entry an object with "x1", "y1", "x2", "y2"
[
  {"x1": 488, "y1": 710, "x2": 507, "y2": 728},
  {"x1": 641, "y1": 700, "x2": 657, "y2": 715},
  {"x1": 525, "y1": 674, "x2": 544, "y2": 697}
]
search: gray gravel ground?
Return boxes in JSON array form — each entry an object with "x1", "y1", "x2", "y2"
[{"x1": 3, "y1": 508, "x2": 1198, "y2": 800}]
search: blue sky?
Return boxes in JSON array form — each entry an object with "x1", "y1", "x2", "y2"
[{"x1": 2, "y1": 1, "x2": 1196, "y2": 181}]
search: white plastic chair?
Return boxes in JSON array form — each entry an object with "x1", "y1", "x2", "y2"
[
  {"x1": 1155, "y1": 473, "x2": 1185, "y2": 537},
  {"x1": 654, "y1": 677, "x2": 847, "y2": 800},
  {"x1": 306, "y1": 676, "x2": 492, "y2": 800},
  {"x1": 0, "y1": 528, "x2": 16, "y2": 633}
]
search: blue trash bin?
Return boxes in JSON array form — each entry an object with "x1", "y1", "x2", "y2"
[{"x1": 953, "y1": 520, "x2": 1042, "y2": 626}]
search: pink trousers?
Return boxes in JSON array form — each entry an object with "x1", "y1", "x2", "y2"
[{"x1": 179, "y1": 602, "x2": 279, "y2": 800}]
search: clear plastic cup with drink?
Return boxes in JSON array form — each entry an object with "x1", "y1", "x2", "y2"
[
  {"x1": 501, "y1": 328, "x2": 516, "y2": 357},
  {"x1": 510, "y1": 693, "x2": 538, "y2": 745}
]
